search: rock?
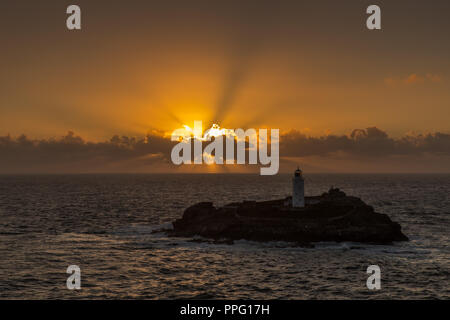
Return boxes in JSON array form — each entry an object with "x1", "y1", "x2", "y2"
[{"x1": 169, "y1": 188, "x2": 409, "y2": 245}]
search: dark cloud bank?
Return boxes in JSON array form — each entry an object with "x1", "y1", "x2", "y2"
[
  {"x1": 280, "y1": 127, "x2": 450, "y2": 157},
  {"x1": 1, "y1": 128, "x2": 450, "y2": 173}
]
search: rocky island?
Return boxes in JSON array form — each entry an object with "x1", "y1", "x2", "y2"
[{"x1": 169, "y1": 187, "x2": 408, "y2": 246}]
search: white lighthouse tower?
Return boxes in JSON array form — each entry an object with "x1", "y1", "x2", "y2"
[{"x1": 292, "y1": 167, "x2": 305, "y2": 208}]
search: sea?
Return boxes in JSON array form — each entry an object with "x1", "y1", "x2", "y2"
[{"x1": 0, "y1": 174, "x2": 449, "y2": 299}]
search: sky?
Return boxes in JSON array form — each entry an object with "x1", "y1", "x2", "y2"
[{"x1": 1, "y1": 0, "x2": 450, "y2": 173}]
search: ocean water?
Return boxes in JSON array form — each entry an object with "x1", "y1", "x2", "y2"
[{"x1": 0, "y1": 173, "x2": 449, "y2": 299}]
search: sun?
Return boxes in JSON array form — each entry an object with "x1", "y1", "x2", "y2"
[{"x1": 180, "y1": 122, "x2": 235, "y2": 141}]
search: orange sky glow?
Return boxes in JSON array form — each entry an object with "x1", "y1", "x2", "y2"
[{"x1": 1, "y1": 1, "x2": 450, "y2": 173}]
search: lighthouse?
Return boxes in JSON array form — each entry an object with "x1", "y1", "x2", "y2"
[{"x1": 292, "y1": 167, "x2": 305, "y2": 208}]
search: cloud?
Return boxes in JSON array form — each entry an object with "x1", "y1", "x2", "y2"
[
  {"x1": 425, "y1": 73, "x2": 442, "y2": 83},
  {"x1": 1, "y1": 128, "x2": 450, "y2": 173},
  {"x1": 404, "y1": 73, "x2": 424, "y2": 84},
  {"x1": 0, "y1": 131, "x2": 175, "y2": 173},
  {"x1": 384, "y1": 73, "x2": 442, "y2": 86},
  {"x1": 280, "y1": 127, "x2": 450, "y2": 157}
]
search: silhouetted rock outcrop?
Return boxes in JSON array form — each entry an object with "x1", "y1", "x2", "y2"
[{"x1": 169, "y1": 188, "x2": 408, "y2": 245}]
